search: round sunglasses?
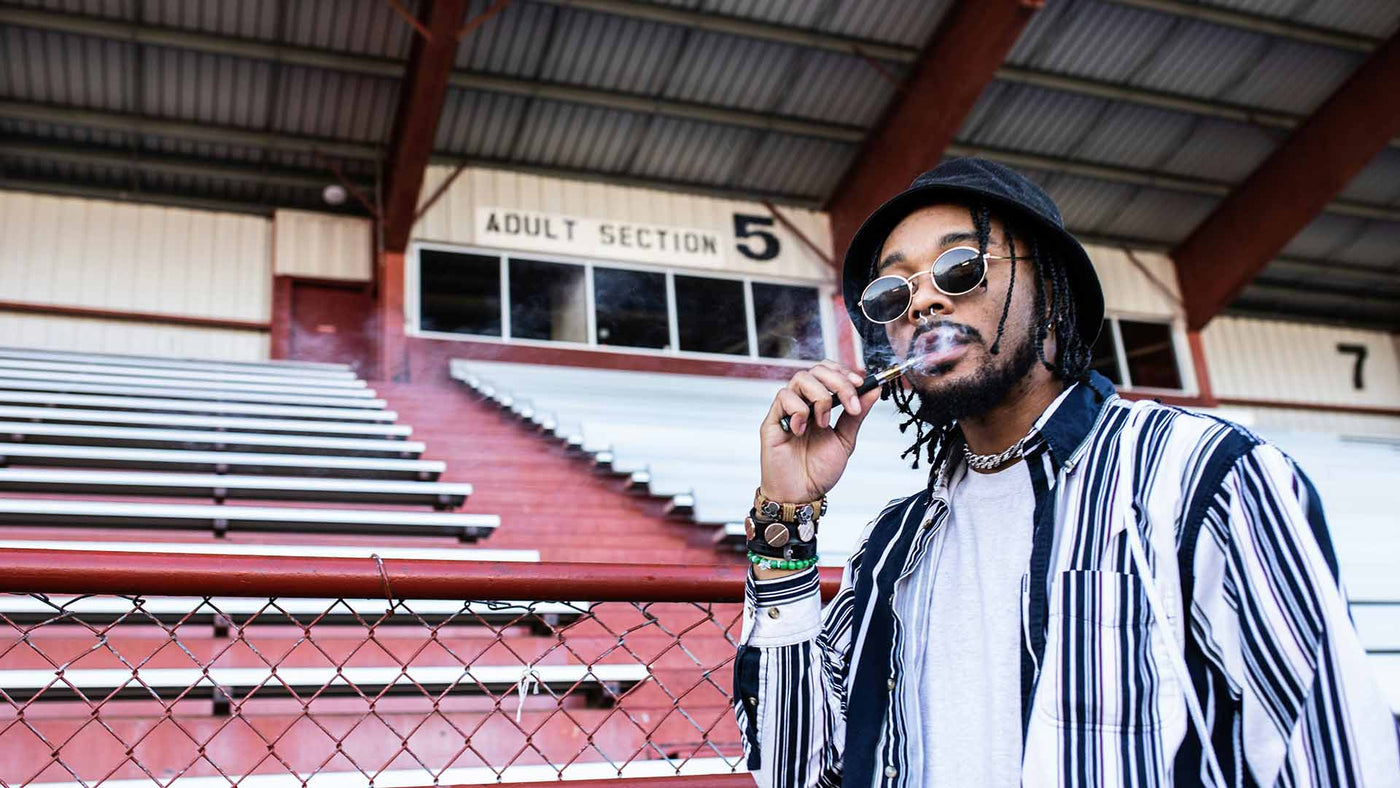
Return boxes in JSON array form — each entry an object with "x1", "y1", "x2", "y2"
[{"x1": 859, "y1": 246, "x2": 1027, "y2": 324}]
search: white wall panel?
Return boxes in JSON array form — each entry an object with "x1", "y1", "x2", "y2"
[
  {"x1": 0, "y1": 313, "x2": 268, "y2": 361},
  {"x1": 1203, "y1": 316, "x2": 1400, "y2": 408},
  {"x1": 1083, "y1": 244, "x2": 1182, "y2": 319},
  {"x1": 414, "y1": 166, "x2": 834, "y2": 282},
  {"x1": 0, "y1": 191, "x2": 272, "y2": 321},
  {"x1": 1212, "y1": 405, "x2": 1400, "y2": 438},
  {"x1": 273, "y1": 210, "x2": 372, "y2": 281}
]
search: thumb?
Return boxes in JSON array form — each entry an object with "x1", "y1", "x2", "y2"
[{"x1": 832, "y1": 386, "x2": 883, "y2": 449}]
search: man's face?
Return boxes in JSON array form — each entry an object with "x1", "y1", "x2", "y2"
[{"x1": 876, "y1": 204, "x2": 1050, "y2": 420}]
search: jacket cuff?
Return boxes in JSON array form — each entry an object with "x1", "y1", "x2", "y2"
[{"x1": 743, "y1": 566, "x2": 822, "y2": 646}]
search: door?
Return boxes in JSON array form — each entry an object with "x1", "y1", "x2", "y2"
[{"x1": 289, "y1": 280, "x2": 373, "y2": 376}]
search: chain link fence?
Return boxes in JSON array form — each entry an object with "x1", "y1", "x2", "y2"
[{"x1": 0, "y1": 551, "x2": 839, "y2": 787}]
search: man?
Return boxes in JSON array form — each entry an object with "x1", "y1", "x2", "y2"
[{"x1": 734, "y1": 158, "x2": 1398, "y2": 787}]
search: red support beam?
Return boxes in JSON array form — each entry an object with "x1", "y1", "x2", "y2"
[
  {"x1": 826, "y1": 0, "x2": 1042, "y2": 264},
  {"x1": 1174, "y1": 31, "x2": 1400, "y2": 330},
  {"x1": 380, "y1": 0, "x2": 470, "y2": 254}
]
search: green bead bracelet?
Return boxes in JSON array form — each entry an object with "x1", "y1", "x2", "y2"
[{"x1": 747, "y1": 551, "x2": 819, "y2": 571}]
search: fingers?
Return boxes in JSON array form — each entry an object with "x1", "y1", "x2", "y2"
[
  {"x1": 787, "y1": 371, "x2": 835, "y2": 428},
  {"x1": 833, "y1": 385, "x2": 883, "y2": 449},
  {"x1": 773, "y1": 387, "x2": 812, "y2": 435},
  {"x1": 809, "y1": 363, "x2": 866, "y2": 416}
]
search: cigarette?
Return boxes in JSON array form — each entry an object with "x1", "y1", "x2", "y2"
[{"x1": 779, "y1": 357, "x2": 920, "y2": 434}]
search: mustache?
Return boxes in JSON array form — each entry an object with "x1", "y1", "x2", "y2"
[{"x1": 906, "y1": 321, "x2": 982, "y2": 358}]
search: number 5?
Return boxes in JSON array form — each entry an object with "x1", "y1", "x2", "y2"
[{"x1": 734, "y1": 213, "x2": 780, "y2": 261}]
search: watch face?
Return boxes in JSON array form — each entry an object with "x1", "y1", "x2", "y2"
[{"x1": 762, "y1": 501, "x2": 781, "y2": 519}]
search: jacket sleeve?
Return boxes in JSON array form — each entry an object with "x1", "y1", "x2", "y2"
[
  {"x1": 733, "y1": 542, "x2": 865, "y2": 788},
  {"x1": 1187, "y1": 442, "x2": 1400, "y2": 786}
]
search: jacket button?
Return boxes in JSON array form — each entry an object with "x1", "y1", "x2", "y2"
[
  {"x1": 922, "y1": 519, "x2": 933, "y2": 529},
  {"x1": 747, "y1": 696, "x2": 757, "y2": 706},
  {"x1": 886, "y1": 678, "x2": 895, "y2": 690},
  {"x1": 885, "y1": 765, "x2": 898, "y2": 778},
  {"x1": 767, "y1": 607, "x2": 780, "y2": 619}
]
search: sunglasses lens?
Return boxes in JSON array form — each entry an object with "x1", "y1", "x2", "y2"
[
  {"x1": 932, "y1": 247, "x2": 986, "y2": 295},
  {"x1": 861, "y1": 276, "x2": 912, "y2": 323}
]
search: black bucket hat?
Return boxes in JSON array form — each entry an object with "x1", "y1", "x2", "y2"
[{"x1": 841, "y1": 157, "x2": 1103, "y2": 366}]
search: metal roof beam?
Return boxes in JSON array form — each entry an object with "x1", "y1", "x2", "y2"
[
  {"x1": 945, "y1": 142, "x2": 1400, "y2": 223},
  {"x1": 1173, "y1": 31, "x2": 1400, "y2": 329},
  {"x1": 826, "y1": 0, "x2": 1041, "y2": 263},
  {"x1": 1103, "y1": 0, "x2": 1377, "y2": 52},
  {"x1": 528, "y1": 0, "x2": 918, "y2": 62},
  {"x1": 380, "y1": 0, "x2": 470, "y2": 253},
  {"x1": 2, "y1": 141, "x2": 374, "y2": 192},
  {"x1": 0, "y1": 6, "x2": 862, "y2": 144}
]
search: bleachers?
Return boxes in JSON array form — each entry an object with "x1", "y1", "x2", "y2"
[
  {"x1": 0, "y1": 422, "x2": 425, "y2": 457},
  {"x1": 0, "y1": 390, "x2": 399, "y2": 420},
  {"x1": 0, "y1": 405, "x2": 414, "y2": 438},
  {"x1": 0, "y1": 469, "x2": 469, "y2": 507}
]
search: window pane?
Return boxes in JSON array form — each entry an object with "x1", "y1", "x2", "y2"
[
  {"x1": 593, "y1": 267, "x2": 669, "y2": 349},
  {"x1": 1119, "y1": 320, "x2": 1182, "y2": 389},
  {"x1": 752, "y1": 283, "x2": 824, "y2": 361},
  {"x1": 1089, "y1": 319, "x2": 1121, "y2": 385},
  {"x1": 509, "y1": 258, "x2": 587, "y2": 343},
  {"x1": 675, "y1": 275, "x2": 749, "y2": 356},
  {"x1": 418, "y1": 250, "x2": 500, "y2": 337}
]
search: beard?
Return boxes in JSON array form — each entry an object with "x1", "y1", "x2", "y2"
[{"x1": 908, "y1": 324, "x2": 1040, "y2": 425}]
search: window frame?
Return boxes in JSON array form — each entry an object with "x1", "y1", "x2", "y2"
[
  {"x1": 1098, "y1": 312, "x2": 1194, "y2": 395},
  {"x1": 407, "y1": 241, "x2": 835, "y2": 367}
]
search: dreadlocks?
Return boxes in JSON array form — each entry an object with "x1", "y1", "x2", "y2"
[{"x1": 870, "y1": 201, "x2": 1095, "y2": 489}]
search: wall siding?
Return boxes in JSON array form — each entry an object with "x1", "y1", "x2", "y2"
[
  {"x1": 0, "y1": 313, "x2": 268, "y2": 361},
  {"x1": 1203, "y1": 316, "x2": 1400, "y2": 409},
  {"x1": 274, "y1": 209, "x2": 373, "y2": 281}
]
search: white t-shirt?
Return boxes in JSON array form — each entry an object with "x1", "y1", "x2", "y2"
[{"x1": 913, "y1": 460, "x2": 1035, "y2": 786}]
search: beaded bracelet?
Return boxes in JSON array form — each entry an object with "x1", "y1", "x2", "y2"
[{"x1": 748, "y1": 551, "x2": 820, "y2": 571}]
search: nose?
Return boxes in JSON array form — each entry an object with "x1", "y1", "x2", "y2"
[{"x1": 906, "y1": 273, "x2": 950, "y2": 325}]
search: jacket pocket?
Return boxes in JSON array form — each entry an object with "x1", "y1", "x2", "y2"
[
  {"x1": 1039, "y1": 569, "x2": 1181, "y2": 732},
  {"x1": 734, "y1": 644, "x2": 762, "y2": 770}
]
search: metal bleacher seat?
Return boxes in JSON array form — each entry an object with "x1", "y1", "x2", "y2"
[
  {"x1": 0, "y1": 421, "x2": 425, "y2": 458},
  {"x1": 0, "y1": 390, "x2": 399, "y2": 421},
  {"x1": 0, "y1": 663, "x2": 647, "y2": 711},
  {"x1": 0, "y1": 376, "x2": 386, "y2": 409},
  {"x1": 0, "y1": 405, "x2": 413, "y2": 439},
  {"x1": 0, "y1": 358, "x2": 369, "y2": 390},
  {"x1": 452, "y1": 359, "x2": 926, "y2": 563},
  {"x1": 0, "y1": 443, "x2": 443, "y2": 479},
  {"x1": 0, "y1": 539, "x2": 535, "y2": 561},
  {"x1": 0, "y1": 498, "x2": 498, "y2": 540},
  {"x1": 0, "y1": 469, "x2": 470, "y2": 508},
  {"x1": 0, "y1": 346, "x2": 353, "y2": 377}
]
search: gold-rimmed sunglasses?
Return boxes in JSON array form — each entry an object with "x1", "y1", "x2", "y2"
[{"x1": 859, "y1": 246, "x2": 1030, "y2": 324}]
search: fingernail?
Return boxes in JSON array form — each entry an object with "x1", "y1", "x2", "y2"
[
  {"x1": 850, "y1": 399, "x2": 861, "y2": 415},
  {"x1": 848, "y1": 373, "x2": 863, "y2": 385}
]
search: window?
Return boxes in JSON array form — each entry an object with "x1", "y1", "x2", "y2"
[
  {"x1": 509, "y1": 258, "x2": 587, "y2": 343},
  {"x1": 1118, "y1": 319, "x2": 1182, "y2": 390},
  {"x1": 1089, "y1": 317, "x2": 1184, "y2": 391},
  {"x1": 675, "y1": 275, "x2": 749, "y2": 356},
  {"x1": 414, "y1": 244, "x2": 829, "y2": 365},
  {"x1": 1089, "y1": 319, "x2": 1121, "y2": 385},
  {"x1": 418, "y1": 250, "x2": 500, "y2": 337},
  {"x1": 593, "y1": 267, "x2": 669, "y2": 349},
  {"x1": 752, "y1": 283, "x2": 824, "y2": 361}
]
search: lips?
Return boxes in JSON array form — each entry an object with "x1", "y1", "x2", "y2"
[{"x1": 908, "y1": 324, "x2": 977, "y2": 372}]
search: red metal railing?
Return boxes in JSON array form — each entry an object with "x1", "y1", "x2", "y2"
[{"x1": 0, "y1": 550, "x2": 838, "y2": 786}]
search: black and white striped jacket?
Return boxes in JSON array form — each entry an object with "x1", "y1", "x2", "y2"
[{"x1": 734, "y1": 373, "x2": 1399, "y2": 787}]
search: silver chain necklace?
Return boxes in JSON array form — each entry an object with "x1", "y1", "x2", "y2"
[{"x1": 963, "y1": 436, "x2": 1028, "y2": 472}]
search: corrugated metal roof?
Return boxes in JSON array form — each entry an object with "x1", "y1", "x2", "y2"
[
  {"x1": 142, "y1": 46, "x2": 276, "y2": 128},
  {"x1": 822, "y1": 0, "x2": 953, "y2": 48},
  {"x1": 1331, "y1": 221, "x2": 1400, "y2": 268},
  {"x1": 627, "y1": 116, "x2": 757, "y2": 187},
  {"x1": 0, "y1": 116, "x2": 134, "y2": 149},
  {"x1": 1279, "y1": 214, "x2": 1367, "y2": 260},
  {"x1": 541, "y1": 7, "x2": 682, "y2": 95},
  {"x1": 1207, "y1": 0, "x2": 1400, "y2": 38},
  {"x1": 776, "y1": 50, "x2": 901, "y2": 126},
  {"x1": 281, "y1": 0, "x2": 419, "y2": 59},
  {"x1": 1008, "y1": 1, "x2": 1175, "y2": 82},
  {"x1": 961, "y1": 83, "x2": 1108, "y2": 158},
  {"x1": 1067, "y1": 103, "x2": 1198, "y2": 170},
  {"x1": 1222, "y1": 39, "x2": 1361, "y2": 114},
  {"x1": 510, "y1": 99, "x2": 644, "y2": 173},
  {"x1": 735, "y1": 134, "x2": 855, "y2": 198},
  {"x1": 1127, "y1": 20, "x2": 1272, "y2": 99},
  {"x1": 1157, "y1": 117, "x2": 1281, "y2": 182},
  {"x1": 1342, "y1": 149, "x2": 1400, "y2": 207},
  {"x1": 271, "y1": 65, "x2": 397, "y2": 141},
  {"x1": 434, "y1": 87, "x2": 528, "y2": 158},
  {"x1": 454, "y1": 0, "x2": 553, "y2": 77},
  {"x1": 663, "y1": 31, "x2": 800, "y2": 111},
  {"x1": 1036, "y1": 171, "x2": 1141, "y2": 235},
  {"x1": 0, "y1": 26, "x2": 136, "y2": 111},
  {"x1": 8, "y1": 0, "x2": 133, "y2": 21},
  {"x1": 1099, "y1": 188, "x2": 1217, "y2": 243}
]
